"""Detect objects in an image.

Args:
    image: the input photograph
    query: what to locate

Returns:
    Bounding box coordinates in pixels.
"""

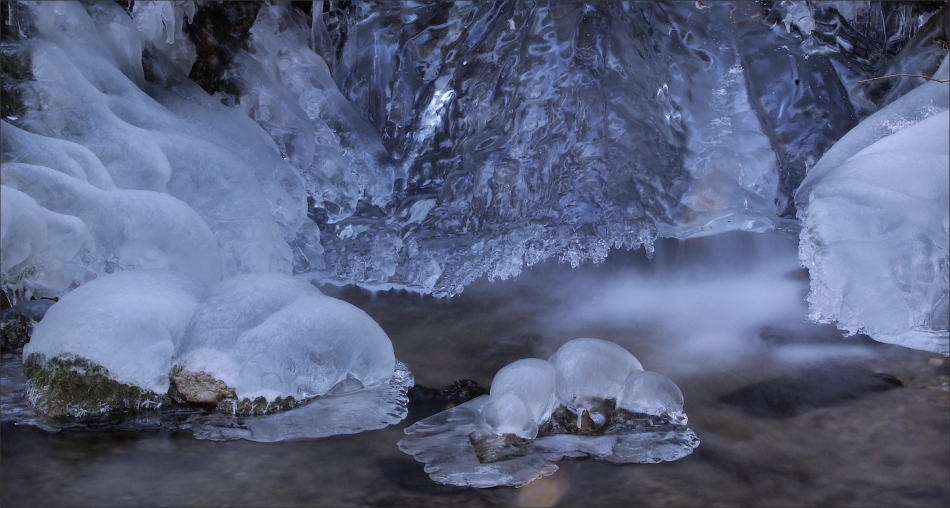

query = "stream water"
[3,231,947,506]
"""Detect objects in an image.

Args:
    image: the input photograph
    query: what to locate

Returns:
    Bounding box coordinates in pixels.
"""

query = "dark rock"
[186,1,262,99]
[718,364,903,418]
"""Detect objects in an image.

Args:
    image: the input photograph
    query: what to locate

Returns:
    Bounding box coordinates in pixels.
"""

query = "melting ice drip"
[398,338,699,488]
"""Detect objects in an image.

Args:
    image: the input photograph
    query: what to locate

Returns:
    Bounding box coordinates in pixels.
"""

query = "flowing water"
[3,231,948,506]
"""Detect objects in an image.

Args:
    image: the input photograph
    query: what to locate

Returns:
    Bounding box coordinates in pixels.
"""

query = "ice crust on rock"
[185,360,414,442]
[15,269,410,438]
[797,68,950,355]
[399,338,697,488]
[176,272,395,403]
[23,270,206,394]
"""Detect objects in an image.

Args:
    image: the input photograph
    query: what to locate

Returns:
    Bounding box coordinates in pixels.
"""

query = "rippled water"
[3,232,947,506]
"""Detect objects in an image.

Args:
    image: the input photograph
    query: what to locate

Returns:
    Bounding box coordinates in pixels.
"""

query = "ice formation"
[24,269,206,396]
[175,272,395,404]
[399,338,698,488]
[796,56,950,355]
[2,0,947,441]
[19,268,410,438]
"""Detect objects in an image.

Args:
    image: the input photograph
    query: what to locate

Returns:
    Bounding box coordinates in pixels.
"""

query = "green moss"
[23,354,169,418]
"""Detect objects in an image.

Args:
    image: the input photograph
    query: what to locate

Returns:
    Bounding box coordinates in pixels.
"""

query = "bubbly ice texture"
[176,273,396,402]
[617,371,687,425]
[489,358,558,425]
[796,73,949,354]
[548,338,643,412]
[23,270,207,394]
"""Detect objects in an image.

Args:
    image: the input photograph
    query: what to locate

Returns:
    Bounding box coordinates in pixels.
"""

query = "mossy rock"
[23,354,169,418]
[0,315,33,352]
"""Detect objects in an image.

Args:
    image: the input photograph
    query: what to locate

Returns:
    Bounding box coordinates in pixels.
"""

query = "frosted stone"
[798,106,949,354]
[617,371,687,425]
[176,273,396,402]
[489,358,558,425]
[548,338,643,411]
[482,392,539,439]
[23,270,207,394]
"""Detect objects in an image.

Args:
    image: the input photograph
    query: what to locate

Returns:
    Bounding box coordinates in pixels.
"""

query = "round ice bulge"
[176,273,396,403]
[488,358,558,425]
[548,338,643,411]
[482,392,539,439]
[617,370,687,424]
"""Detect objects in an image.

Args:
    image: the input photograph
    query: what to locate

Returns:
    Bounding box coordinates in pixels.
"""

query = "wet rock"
[169,367,236,404]
[468,428,531,464]
[718,364,903,418]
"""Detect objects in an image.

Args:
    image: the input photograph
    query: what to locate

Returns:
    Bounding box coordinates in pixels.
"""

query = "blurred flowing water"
[3,231,948,506]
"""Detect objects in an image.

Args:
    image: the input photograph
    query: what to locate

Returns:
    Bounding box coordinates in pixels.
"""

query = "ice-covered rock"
[796,66,949,354]
[23,269,206,415]
[16,268,411,436]
[400,339,696,488]
[175,272,396,406]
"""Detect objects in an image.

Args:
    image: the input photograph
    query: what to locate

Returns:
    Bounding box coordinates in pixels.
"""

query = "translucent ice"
[185,361,413,442]
[548,338,643,413]
[617,371,687,425]
[489,358,558,425]
[176,273,396,403]
[797,76,949,355]
[400,339,696,488]
[482,392,538,440]
[23,269,207,395]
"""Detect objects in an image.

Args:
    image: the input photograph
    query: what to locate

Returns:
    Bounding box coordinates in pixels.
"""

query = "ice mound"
[18,269,411,438]
[399,338,698,488]
[796,61,949,355]
[1,1,316,304]
[23,270,206,415]
[174,272,396,407]
[549,337,643,421]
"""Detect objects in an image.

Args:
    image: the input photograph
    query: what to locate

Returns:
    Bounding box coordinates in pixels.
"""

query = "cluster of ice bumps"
[398,338,699,488]
[20,269,412,442]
